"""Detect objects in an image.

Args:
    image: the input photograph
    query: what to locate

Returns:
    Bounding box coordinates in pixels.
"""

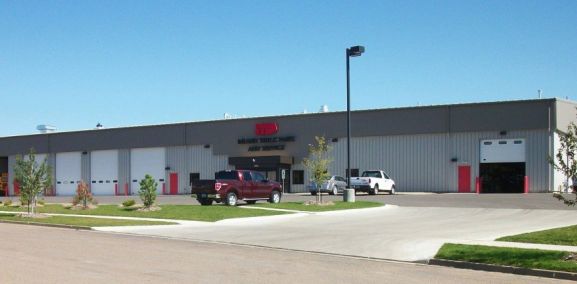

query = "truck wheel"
[369,184,379,195]
[225,192,238,206]
[329,186,337,195]
[269,190,281,204]
[246,200,257,205]
[390,185,396,195]
[198,199,213,206]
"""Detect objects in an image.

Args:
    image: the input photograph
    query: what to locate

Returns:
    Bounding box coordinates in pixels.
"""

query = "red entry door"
[169,173,178,195]
[458,165,471,193]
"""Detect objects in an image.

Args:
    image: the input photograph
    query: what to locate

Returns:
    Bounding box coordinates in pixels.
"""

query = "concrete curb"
[429,258,577,281]
[0,219,92,230]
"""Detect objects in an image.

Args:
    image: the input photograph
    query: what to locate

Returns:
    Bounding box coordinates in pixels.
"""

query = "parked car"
[308,175,348,195]
[190,170,282,206]
[351,170,396,195]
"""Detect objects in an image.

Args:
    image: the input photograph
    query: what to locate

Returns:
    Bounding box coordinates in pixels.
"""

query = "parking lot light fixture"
[346,45,365,188]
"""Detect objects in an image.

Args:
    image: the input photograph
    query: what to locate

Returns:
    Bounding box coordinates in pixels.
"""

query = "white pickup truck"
[351,170,396,195]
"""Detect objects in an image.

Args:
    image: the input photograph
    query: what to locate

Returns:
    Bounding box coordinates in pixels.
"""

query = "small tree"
[139,174,157,208]
[72,180,94,209]
[303,136,332,204]
[550,122,577,206]
[14,149,52,215]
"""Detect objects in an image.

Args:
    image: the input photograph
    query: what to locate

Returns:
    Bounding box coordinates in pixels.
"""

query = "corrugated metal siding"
[46,154,56,194]
[118,149,130,195]
[552,132,569,192]
[166,145,231,194]
[81,152,90,184]
[166,146,187,194]
[8,155,16,195]
[298,129,550,193]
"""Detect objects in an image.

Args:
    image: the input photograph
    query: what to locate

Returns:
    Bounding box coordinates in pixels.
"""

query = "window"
[243,172,252,181]
[215,171,239,180]
[252,172,266,182]
[499,141,507,145]
[514,140,523,144]
[189,173,200,185]
[483,141,492,145]
[362,171,382,178]
[292,170,304,184]
[346,169,359,179]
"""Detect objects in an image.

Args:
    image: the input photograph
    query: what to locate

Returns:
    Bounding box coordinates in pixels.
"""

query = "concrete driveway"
[97,204,577,262]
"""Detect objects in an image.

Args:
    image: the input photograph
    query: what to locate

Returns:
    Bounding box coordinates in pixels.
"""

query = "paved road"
[41,192,576,210]
[97,205,577,262]
[0,223,569,284]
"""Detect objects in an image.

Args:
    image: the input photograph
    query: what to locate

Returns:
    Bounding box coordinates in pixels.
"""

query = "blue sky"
[1,0,576,136]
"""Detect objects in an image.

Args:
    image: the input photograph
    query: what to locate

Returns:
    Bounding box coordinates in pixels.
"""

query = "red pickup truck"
[191,170,283,206]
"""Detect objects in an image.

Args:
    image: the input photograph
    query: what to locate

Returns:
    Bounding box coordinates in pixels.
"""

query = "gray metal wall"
[118,149,130,195]
[292,129,551,193]
[0,99,569,162]
[81,152,90,185]
[7,155,15,195]
[166,145,231,194]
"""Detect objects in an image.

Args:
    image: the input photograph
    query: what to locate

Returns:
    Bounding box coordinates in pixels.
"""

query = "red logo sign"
[255,123,279,136]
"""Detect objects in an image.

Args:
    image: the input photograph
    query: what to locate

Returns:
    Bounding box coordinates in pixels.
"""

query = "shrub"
[73,181,96,209]
[122,199,136,207]
[19,194,29,207]
[37,199,45,206]
[139,174,157,208]
[3,199,12,206]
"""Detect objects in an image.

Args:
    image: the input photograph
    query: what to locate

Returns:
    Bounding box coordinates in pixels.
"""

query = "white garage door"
[130,148,165,194]
[480,139,526,163]
[90,150,118,195]
[56,152,82,196]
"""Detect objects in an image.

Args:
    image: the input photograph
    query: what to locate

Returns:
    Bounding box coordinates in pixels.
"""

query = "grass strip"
[0,204,288,222]
[497,225,577,246]
[435,243,577,273]
[0,213,175,227]
[249,201,383,212]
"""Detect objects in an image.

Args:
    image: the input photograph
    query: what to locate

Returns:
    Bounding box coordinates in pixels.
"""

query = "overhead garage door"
[90,150,118,195]
[130,148,165,194]
[480,139,526,193]
[56,152,82,196]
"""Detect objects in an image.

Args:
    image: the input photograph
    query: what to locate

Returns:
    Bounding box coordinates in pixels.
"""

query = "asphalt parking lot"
[40,192,577,210]
[84,192,577,262]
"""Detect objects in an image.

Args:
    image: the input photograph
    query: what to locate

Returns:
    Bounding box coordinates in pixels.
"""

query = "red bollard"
[475,177,480,194]
[524,176,529,194]
[114,183,118,196]
[124,183,129,196]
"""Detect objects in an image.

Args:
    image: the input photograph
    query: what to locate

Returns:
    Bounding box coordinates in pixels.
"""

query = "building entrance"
[479,139,526,193]
[228,156,293,192]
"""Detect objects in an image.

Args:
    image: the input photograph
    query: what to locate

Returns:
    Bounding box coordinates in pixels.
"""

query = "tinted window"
[252,172,266,182]
[362,171,382,178]
[292,170,304,184]
[242,172,252,181]
[346,169,359,179]
[215,171,239,180]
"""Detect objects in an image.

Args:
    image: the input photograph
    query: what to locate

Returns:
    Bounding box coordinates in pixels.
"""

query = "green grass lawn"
[0,213,175,227]
[249,201,383,212]
[497,225,577,246]
[435,243,577,273]
[0,204,288,222]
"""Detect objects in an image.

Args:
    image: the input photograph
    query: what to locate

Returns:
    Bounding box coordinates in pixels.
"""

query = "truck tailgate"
[191,180,217,194]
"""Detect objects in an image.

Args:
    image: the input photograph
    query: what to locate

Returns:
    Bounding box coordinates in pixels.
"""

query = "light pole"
[346,45,365,188]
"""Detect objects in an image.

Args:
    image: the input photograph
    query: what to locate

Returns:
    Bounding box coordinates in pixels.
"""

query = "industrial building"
[0,98,575,196]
